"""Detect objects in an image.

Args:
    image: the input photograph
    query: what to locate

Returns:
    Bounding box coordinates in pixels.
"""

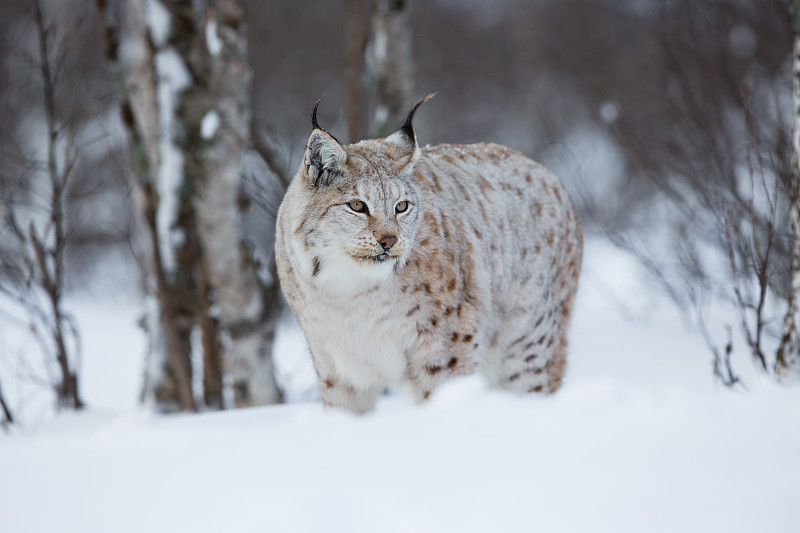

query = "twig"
[0,375,14,427]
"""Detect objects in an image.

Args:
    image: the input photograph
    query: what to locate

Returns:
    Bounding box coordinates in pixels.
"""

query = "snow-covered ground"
[1,239,798,533]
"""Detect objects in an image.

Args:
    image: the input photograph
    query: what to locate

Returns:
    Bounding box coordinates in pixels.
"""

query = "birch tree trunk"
[367,0,414,137]
[98,0,282,409]
[96,0,197,411]
[776,0,800,379]
[164,0,282,407]
[189,0,283,406]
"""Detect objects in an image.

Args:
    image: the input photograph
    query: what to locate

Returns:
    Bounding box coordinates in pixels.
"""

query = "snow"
[1,240,799,533]
[204,17,222,56]
[599,99,620,124]
[200,109,220,140]
[372,25,388,63]
[373,103,389,127]
[154,47,191,273]
[145,0,170,48]
[118,36,146,72]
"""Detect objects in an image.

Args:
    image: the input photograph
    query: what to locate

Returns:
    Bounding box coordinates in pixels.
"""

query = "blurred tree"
[777,0,800,378]
[343,0,415,141]
[96,0,196,411]
[0,0,90,410]
[0,376,12,429]
[173,0,283,408]
[95,0,282,411]
[367,0,414,137]
[345,0,372,142]
[556,0,794,384]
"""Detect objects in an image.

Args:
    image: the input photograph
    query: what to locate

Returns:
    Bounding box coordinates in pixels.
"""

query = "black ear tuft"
[311,98,322,131]
[310,95,342,145]
[400,92,437,143]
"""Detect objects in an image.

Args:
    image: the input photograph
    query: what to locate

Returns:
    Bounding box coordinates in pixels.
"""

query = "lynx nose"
[378,235,397,250]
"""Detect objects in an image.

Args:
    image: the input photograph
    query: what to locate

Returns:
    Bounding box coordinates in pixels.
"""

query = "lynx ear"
[385,93,436,161]
[304,100,347,188]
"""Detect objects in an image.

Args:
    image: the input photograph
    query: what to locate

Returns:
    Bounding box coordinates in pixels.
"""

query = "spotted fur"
[275,99,582,413]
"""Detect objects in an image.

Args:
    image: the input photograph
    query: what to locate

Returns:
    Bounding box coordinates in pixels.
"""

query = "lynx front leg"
[318,377,379,414]
[310,348,379,414]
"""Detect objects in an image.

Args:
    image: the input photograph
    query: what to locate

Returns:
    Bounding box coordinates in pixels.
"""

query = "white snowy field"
[1,239,799,533]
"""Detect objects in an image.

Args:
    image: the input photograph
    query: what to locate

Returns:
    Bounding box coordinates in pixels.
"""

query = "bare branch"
[0,376,14,428]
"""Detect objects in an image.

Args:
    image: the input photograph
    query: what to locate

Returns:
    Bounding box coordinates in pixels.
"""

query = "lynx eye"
[348,200,368,214]
[395,201,409,213]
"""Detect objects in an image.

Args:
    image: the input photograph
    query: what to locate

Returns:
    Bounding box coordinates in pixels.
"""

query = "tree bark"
[367,0,414,137]
[776,0,800,379]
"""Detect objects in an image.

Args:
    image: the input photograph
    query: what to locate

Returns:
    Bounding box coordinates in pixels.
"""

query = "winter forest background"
[1,1,799,532]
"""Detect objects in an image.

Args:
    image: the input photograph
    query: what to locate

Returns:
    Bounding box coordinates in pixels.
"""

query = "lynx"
[275,95,582,413]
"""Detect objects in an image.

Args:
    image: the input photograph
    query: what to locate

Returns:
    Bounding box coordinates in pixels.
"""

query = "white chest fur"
[303,289,413,390]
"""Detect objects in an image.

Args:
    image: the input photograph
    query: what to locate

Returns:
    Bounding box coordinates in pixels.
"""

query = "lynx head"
[291,95,435,290]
